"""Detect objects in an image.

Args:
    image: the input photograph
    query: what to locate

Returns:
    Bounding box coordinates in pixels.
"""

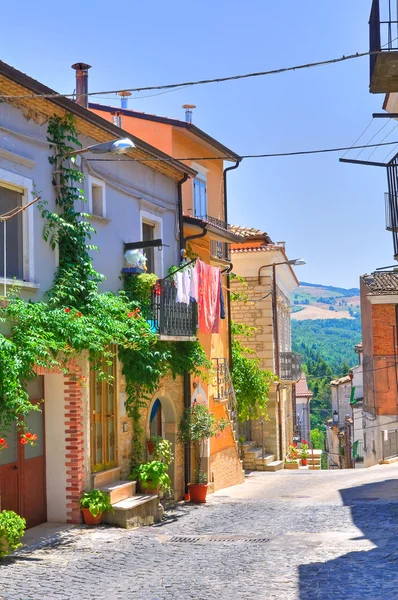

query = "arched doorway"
[147,396,178,497]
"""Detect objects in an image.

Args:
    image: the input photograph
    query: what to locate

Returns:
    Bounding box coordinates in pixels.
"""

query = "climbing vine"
[0,114,208,447]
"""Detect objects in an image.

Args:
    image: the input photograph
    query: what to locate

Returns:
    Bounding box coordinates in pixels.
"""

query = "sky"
[0,0,394,288]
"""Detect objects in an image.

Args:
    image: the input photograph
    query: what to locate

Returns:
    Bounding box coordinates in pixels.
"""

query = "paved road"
[2,465,398,600]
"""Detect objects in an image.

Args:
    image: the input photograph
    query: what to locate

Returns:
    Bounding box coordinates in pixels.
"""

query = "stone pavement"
[2,465,398,599]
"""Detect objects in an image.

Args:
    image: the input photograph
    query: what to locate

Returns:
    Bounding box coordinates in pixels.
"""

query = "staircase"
[241,440,284,472]
[92,468,164,529]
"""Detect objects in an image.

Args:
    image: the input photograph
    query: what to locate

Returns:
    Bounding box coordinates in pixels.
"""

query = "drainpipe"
[223,160,241,370]
[183,372,191,495]
[178,174,189,253]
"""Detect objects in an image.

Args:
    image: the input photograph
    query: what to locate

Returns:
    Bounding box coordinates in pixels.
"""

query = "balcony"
[212,357,238,441]
[280,352,302,382]
[385,155,398,258]
[369,0,398,92]
[151,279,197,341]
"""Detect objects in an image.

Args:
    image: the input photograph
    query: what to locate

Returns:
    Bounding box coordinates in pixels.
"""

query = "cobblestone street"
[2,465,398,600]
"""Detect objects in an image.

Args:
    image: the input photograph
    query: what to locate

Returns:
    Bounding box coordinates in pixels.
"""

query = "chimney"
[111,112,122,128]
[182,104,196,124]
[71,63,91,108]
[118,91,132,109]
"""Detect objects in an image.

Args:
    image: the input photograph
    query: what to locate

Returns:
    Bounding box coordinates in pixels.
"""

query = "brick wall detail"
[64,372,84,524]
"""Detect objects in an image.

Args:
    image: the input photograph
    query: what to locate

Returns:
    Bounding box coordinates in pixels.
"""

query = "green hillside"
[292,318,362,372]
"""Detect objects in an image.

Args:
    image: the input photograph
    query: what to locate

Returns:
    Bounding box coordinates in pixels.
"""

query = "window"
[140,210,163,277]
[88,176,106,218]
[142,221,155,275]
[193,177,207,218]
[0,185,23,279]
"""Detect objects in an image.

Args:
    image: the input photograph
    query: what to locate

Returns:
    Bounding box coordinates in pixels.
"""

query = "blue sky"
[1,0,393,287]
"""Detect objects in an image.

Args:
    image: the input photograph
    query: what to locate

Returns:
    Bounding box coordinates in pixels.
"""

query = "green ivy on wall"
[0,115,209,472]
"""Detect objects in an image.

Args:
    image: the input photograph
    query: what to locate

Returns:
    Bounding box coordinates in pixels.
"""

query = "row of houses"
[0,60,302,529]
[326,1,398,469]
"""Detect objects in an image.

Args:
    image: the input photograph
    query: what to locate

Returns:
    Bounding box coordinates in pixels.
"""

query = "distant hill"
[292,318,362,372]
[291,282,360,321]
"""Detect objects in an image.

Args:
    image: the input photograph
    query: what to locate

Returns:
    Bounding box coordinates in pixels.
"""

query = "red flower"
[77,312,82,317]
[301,439,307,445]
[31,434,38,441]
[20,438,27,445]
[65,308,71,313]
[25,432,33,439]
[292,443,297,447]
[128,312,134,318]
[0,438,5,445]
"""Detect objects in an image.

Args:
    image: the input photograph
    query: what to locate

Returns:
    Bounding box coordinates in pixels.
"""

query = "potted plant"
[0,510,26,559]
[300,440,309,466]
[132,460,171,495]
[178,402,227,503]
[284,442,299,469]
[79,489,113,525]
[148,436,174,467]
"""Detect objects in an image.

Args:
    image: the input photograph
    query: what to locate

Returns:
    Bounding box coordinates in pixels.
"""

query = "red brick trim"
[64,369,84,524]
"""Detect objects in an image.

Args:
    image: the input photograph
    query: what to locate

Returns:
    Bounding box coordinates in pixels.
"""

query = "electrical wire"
[0,48,389,101]
[341,118,374,159]
[84,139,398,163]
[366,122,398,161]
[354,119,390,159]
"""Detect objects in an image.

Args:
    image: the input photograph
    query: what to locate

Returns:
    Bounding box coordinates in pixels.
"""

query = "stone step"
[255,454,275,466]
[102,495,163,529]
[98,480,136,504]
[241,441,257,452]
[263,460,284,472]
[244,447,266,459]
[92,467,121,488]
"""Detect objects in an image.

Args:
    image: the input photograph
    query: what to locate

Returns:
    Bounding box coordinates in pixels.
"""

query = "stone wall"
[209,445,245,491]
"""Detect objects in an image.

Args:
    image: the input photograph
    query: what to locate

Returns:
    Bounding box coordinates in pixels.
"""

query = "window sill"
[0,278,40,293]
[90,215,110,225]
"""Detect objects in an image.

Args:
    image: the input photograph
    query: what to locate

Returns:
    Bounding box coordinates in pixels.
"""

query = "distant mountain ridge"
[299,282,360,297]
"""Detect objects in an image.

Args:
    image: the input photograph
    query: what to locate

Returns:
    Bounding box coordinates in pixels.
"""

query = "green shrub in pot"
[79,489,113,517]
[132,460,171,494]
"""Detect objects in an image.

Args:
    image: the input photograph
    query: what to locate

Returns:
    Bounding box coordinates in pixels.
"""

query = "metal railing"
[151,279,197,338]
[196,214,229,231]
[210,240,231,261]
[370,0,398,79]
[213,358,238,443]
[280,352,302,381]
[382,428,398,459]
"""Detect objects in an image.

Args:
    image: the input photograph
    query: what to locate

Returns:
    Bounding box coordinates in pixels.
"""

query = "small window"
[89,177,106,218]
[193,177,207,218]
[142,221,155,274]
[0,185,23,279]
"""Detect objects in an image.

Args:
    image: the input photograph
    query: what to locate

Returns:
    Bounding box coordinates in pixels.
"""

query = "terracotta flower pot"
[147,440,155,454]
[140,481,159,495]
[81,508,102,526]
[188,483,208,503]
[301,459,308,467]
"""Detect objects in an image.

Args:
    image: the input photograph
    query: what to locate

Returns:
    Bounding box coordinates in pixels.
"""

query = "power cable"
[354,119,390,159]
[366,122,398,161]
[341,118,374,159]
[85,139,398,163]
[0,48,390,101]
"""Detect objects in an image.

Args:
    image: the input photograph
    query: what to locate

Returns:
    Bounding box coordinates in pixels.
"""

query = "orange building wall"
[372,304,396,356]
[89,109,174,155]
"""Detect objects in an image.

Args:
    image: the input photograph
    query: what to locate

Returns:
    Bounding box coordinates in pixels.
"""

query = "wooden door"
[0,378,46,529]
[90,353,118,473]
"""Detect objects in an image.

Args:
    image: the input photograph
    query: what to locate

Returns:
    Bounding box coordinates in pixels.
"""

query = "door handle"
[12,465,18,470]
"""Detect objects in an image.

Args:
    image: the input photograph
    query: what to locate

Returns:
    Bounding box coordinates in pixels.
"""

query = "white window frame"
[192,173,207,218]
[0,167,34,283]
[88,175,106,219]
[139,210,163,277]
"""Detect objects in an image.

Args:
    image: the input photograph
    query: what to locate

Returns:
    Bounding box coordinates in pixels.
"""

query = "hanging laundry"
[175,270,188,304]
[220,279,226,320]
[189,261,199,301]
[196,259,221,334]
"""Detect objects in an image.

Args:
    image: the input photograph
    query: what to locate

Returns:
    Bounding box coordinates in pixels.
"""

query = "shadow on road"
[299,478,398,599]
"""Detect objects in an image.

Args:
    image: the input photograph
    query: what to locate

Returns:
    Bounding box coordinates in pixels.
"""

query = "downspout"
[223,160,241,370]
[178,174,189,253]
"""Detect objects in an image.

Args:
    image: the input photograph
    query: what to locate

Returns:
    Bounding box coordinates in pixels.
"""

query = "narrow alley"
[2,465,398,600]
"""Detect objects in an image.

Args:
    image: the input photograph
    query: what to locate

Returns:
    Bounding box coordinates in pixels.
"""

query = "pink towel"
[197,259,220,334]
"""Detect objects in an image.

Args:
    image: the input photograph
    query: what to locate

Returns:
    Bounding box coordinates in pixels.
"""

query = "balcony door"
[90,353,118,473]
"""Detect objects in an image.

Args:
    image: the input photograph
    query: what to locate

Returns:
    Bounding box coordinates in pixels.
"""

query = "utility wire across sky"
[0,48,389,101]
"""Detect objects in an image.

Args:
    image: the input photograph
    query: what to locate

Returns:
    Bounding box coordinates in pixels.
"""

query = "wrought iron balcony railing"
[370,0,398,92]
[151,279,197,339]
[196,214,229,231]
[280,352,302,382]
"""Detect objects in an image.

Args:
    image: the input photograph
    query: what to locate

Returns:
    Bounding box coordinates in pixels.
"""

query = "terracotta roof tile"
[362,272,398,294]
[295,373,313,398]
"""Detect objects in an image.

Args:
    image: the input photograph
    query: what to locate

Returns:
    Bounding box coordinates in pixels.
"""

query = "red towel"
[197,259,220,334]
